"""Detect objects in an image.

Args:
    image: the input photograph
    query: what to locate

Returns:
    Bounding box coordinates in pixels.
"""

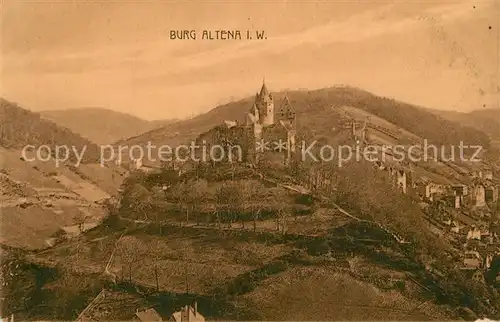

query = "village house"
[129,158,162,174]
[490,221,500,240]
[134,308,163,321]
[485,253,495,269]
[450,220,464,234]
[452,184,469,196]
[470,179,487,207]
[466,225,482,241]
[424,181,447,202]
[444,194,461,209]
[479,223,491,239]
[379,161,413,195]
[484,184,498,203]
[465,269,486,283]
[450,184,468,208]
[463,250,483,269]
[395,169,408,195]
[471,170,484,179]
[169,303,205,322]
[483,234,496,245]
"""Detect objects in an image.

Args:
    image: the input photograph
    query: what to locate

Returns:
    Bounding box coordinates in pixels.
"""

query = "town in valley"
[2,2,499,321]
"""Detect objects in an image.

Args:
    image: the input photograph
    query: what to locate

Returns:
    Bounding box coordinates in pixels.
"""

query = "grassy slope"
[0,148,125,250]
[0,100,130,251]
[26,223,453,321]
[240,265,449,320]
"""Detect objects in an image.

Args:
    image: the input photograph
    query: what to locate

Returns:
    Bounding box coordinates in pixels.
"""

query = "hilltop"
[119,86,491,150]
[40,108,178,145]
[430,108,500,141]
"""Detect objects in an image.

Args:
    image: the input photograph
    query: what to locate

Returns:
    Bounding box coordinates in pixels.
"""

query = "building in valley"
[470,179,487,207]
[169,303,205,322]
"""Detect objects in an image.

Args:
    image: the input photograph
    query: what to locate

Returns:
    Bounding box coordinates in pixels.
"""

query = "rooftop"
[135,308,163,321]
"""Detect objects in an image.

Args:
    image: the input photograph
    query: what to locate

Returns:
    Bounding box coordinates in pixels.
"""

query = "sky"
[1,1,499,120]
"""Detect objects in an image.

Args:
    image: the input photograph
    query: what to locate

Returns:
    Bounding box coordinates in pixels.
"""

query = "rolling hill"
[1,99,100,163]
[40,107,178,145]
[0,98,128,250]
[119,86,491,150]
[430,108,500,141]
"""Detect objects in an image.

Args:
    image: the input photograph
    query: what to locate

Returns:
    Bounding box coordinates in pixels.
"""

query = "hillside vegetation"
[41,108,178,145]
[431,108,500,140]
[0,99,101,163]
[101,160,500,319]
[120,86,490,149]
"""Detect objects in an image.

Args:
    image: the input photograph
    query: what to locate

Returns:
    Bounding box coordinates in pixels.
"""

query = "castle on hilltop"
[196,80,297,165]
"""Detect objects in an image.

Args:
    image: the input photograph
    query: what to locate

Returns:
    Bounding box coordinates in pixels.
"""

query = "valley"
[1,85,500,321]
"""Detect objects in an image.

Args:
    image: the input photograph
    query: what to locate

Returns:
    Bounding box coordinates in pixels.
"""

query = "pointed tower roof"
[259,79,270,97]
[279,96,293,111]
[249,103,259,119]
[246,112,258,125]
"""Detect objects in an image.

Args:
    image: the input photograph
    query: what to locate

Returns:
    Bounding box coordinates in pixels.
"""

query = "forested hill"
[0,99,101,163]
[120,86,491,149]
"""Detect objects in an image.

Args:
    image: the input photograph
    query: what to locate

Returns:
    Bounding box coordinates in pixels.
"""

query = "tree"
[269,187,290,234]
[149,239,164,292]
[187,179,210,225]
[116,236,147,283]
[329,160,446,258]
[241,180,266,231]
[171,182,190,225]
[103,195,120,216]
[124,183,154,220]
[74,213,86,233]
[144,168,180,188]
[215,186,224,229]
[216,181,244,229]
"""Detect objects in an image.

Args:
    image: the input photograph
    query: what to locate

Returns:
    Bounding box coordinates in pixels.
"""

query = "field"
[0,147,123,250]
[239,265,450,320]
[21,217,457,321]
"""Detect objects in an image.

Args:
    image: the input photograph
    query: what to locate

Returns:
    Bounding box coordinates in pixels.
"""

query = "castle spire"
[260,78,269,97]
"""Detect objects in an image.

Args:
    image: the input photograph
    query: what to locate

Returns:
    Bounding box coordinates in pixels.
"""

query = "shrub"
[306,238,330,256]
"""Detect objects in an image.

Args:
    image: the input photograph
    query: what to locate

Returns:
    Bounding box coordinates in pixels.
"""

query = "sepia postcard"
[1,1,500,321]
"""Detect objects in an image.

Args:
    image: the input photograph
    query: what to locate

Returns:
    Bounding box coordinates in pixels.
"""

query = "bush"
[306,238,330,256]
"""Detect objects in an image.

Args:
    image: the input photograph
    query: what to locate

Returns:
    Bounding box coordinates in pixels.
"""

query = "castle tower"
[255,80,274,126]
[277,96,296,124]
[246,103,259,126]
